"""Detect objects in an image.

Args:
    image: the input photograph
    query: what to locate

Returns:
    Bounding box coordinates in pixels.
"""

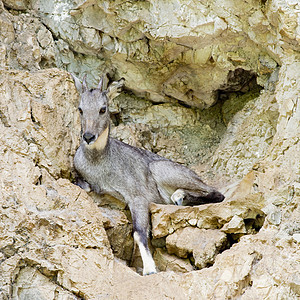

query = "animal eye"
[99,106,106,114]
[78,107,83,115]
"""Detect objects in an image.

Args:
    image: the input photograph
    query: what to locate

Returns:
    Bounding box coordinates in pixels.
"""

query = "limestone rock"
[0,176,116,298]
[153,248,194,273]
[110,94,226,166]
[0,8,57,70]
[221,215,247,234]
[166,227,227,269]
[100,206,133,262]
[178,230,300,299]
[29,0,287,107]
[0,68,80,179]
[2,0,28,10]
[0,0,299,299]
[212,91,279,182]
[150,190,265,239]
[11,267,77,299]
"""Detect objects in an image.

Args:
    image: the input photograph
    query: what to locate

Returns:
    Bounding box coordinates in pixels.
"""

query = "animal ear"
[106,78,125,100]
[71,73,88,93]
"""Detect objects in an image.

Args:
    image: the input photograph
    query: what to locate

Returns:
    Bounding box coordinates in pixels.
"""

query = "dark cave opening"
[217,68,263,102]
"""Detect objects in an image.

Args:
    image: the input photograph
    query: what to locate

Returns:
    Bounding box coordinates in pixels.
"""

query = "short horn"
[71,73,83,93]
[97,77,104,91]
[82,74,88,92]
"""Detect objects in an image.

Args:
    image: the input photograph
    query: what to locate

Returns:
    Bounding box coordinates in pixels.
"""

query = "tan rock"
[212,91,279,183]
[2,0,28,10]
[0,8,57,70]
[0,9,15,45]
[0,1,299,299]
[100,206,134,262]
[153,248,194,273]
[150,191,265,239]
[12,267,75,299]
[0,68,80,179]
[29,0,282,107]
[166,227,227,269]
[221,215,246,234]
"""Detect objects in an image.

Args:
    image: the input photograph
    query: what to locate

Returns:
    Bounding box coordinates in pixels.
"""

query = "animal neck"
[83,125,110,157]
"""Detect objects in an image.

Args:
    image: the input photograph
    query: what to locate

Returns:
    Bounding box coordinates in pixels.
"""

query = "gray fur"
[71,74,225,275]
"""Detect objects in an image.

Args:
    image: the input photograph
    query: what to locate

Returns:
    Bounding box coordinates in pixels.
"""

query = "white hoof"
[134,232,157,276]
[171,189,185,206]
[77,178,91,192]
[143,269,157,276]
[143,265,157,276]
[142,255,157,276]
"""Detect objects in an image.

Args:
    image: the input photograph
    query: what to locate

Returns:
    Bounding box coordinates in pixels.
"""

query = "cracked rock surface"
[0,0,299,299]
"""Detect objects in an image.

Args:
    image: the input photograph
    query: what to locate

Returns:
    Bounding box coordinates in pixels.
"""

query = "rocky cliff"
[0,0,299,299]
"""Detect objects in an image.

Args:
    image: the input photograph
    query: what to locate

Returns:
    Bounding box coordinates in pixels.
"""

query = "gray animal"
[71,74,225,275]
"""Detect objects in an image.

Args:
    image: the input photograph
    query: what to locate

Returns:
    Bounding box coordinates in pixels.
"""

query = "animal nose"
[83,132,96,144]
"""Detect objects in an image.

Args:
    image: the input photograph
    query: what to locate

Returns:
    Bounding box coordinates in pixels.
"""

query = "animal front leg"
[133,231,156,276]
[130,203,157,275]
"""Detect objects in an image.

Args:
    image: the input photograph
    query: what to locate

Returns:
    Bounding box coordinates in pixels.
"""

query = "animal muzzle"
[83,132,96,144]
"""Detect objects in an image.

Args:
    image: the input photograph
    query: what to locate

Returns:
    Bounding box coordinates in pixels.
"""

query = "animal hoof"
[175,198,183,206]
[76,178,91,192]
[206,191,225,203]
[143,270,157,276]
[171,189,185,206]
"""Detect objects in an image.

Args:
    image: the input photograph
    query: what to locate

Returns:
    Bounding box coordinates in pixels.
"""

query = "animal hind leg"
[150,160,214,196]
[171,189,224,206]
[150,160,225,204]
[185,190,225,205]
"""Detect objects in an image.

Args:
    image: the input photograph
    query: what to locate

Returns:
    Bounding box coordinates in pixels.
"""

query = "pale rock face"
[212,91,279,182]
[0,0,299,299]
[153,248,194,273]
[166,227,227,269]
[26,0,281,107]
[0,69,80,179]
[150,178,266,239]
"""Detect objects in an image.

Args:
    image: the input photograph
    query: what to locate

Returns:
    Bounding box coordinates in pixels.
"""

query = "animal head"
[71,74,125,149]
